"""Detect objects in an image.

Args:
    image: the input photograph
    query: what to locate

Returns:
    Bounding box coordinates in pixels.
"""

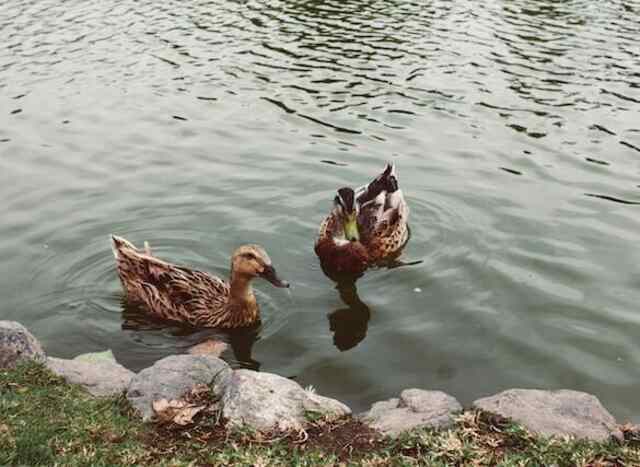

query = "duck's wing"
[112,235,229,324]
[365,188,409,261]
[140,266,230,325]
[356,163,409,245]
[355,162,398,207]
[357,191,386,240]
[365,189,408,237]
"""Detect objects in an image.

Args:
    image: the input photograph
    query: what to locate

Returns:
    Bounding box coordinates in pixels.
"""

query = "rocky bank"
[0,320,627,441]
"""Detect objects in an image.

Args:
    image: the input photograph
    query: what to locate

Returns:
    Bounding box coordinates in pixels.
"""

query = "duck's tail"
[356,162,399,206]
[111,234,137,259]
[377,162,398,192]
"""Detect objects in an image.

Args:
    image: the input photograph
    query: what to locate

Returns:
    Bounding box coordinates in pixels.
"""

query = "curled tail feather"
[356,162,399,207]
[111,234,137,259]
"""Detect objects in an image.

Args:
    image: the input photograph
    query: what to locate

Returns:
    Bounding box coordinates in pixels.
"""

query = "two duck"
[112,163,409,328]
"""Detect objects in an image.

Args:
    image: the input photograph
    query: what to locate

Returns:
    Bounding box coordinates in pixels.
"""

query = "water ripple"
[1,0,640,419]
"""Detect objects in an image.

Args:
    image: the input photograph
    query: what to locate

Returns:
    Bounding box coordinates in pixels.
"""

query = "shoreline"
[2,320,639,465]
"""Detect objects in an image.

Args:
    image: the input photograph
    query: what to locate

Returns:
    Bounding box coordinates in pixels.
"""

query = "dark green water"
[1,0,639,418]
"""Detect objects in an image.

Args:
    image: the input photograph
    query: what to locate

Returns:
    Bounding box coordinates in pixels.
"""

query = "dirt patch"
[295,417,386,460]
[141,383,229,452]
[138,385,386,462]
[145,416,387,462]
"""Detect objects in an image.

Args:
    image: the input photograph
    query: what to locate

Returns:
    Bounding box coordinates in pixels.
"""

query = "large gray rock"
[359,389,462,437]
[473,389,623,442]
[222,370,351,431]
[0,321,45,369]
[46,356,134,397]
[127,355,231,421]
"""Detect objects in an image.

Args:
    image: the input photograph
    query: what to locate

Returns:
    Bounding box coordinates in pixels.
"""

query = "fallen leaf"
[152,398,205,425]
[152,398,186,422]
[173,405,205,425]
[620,422,640,433]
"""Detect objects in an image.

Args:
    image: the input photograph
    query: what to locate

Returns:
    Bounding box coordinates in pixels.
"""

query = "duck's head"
[334,187,360,242]
[231,244,289,288]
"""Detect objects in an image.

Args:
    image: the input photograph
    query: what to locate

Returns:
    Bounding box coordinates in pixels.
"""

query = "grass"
[1,361,639,466]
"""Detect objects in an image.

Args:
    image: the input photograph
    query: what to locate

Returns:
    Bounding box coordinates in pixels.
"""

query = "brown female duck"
[315,163,409,277]
[111,235,288,328]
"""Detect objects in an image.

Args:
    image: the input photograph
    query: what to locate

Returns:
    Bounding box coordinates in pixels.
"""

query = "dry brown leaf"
[152,398,205,425]
[152,398,185,412]
[620,422,640,433]
[188,339,228,357]
[152,398,186,421]
[173,405,205,425]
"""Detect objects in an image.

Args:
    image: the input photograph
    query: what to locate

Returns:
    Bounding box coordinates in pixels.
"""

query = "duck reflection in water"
[326,256,422,352]
[328,281,370,351]
[120,299,262,371]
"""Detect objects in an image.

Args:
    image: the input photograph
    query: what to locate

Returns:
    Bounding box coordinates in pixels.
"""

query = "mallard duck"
[315,163,409,277]
[111,235,289,328]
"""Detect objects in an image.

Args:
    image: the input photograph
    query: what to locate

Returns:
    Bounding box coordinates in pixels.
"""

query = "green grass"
[1,361,638,466]
[0,363,146,466]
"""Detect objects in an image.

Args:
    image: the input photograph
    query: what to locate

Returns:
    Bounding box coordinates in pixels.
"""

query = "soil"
[138,384,387,463]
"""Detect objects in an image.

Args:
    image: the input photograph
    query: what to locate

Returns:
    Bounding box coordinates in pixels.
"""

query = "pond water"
[1,0,639,418]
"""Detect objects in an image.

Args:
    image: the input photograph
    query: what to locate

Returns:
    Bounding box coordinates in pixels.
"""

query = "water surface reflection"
[1,0,639,420]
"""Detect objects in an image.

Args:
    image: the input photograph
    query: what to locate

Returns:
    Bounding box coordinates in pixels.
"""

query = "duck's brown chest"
[315,239,369,277]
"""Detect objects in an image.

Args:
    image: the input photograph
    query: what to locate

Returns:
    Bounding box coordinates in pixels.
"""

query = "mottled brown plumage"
[111,236,288,328]
[315,163,409,277]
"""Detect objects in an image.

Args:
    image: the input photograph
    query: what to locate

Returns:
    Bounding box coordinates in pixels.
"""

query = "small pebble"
[413,287,422,293]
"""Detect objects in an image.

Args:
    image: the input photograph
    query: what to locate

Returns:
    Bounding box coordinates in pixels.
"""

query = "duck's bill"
[343,214,360,242]
[260,265,290,288]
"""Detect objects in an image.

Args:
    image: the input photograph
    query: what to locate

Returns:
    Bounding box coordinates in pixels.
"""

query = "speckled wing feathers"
[367,189,409,262]
[112,236,233,327]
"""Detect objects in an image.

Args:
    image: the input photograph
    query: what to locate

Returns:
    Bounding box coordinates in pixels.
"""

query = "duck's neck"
[226,270,259,325]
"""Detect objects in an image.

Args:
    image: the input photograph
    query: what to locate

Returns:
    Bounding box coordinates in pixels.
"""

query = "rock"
[0,321,46,369]
[127,355,231,421]
[73,349,116,364]
[222,370,351,431]
[473,389,623,442]
[360,389,462,437]
[46,356,134,397]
